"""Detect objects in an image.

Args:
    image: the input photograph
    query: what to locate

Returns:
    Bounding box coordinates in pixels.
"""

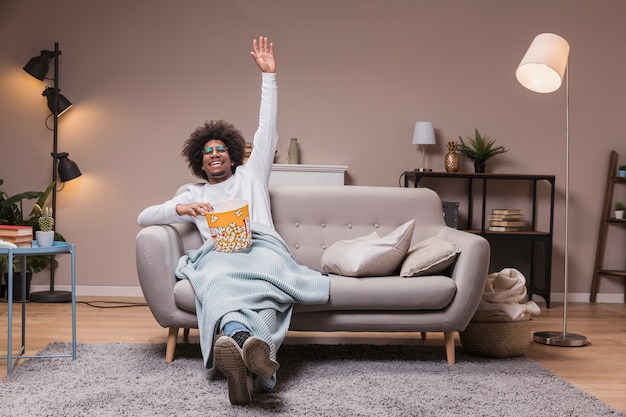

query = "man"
[137,37,329,406]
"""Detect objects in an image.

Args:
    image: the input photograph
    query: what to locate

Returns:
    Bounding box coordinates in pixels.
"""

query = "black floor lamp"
[23,42,82,303]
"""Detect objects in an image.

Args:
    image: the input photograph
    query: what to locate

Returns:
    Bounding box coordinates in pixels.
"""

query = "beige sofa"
[135,185,490,365]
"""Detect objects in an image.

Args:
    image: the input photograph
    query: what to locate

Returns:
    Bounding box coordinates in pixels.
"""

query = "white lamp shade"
[516,33,570,93]
[412,122,436,145]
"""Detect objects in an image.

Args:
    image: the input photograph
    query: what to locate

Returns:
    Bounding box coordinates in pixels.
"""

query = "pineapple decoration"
[445,142,460,173]
[38,206,55,232]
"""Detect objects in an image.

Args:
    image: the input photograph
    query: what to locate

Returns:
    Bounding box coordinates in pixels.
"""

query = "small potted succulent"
[618,164,626,178]
[35,205,55,247]
[457,129,509,173]
[615,201,625,220]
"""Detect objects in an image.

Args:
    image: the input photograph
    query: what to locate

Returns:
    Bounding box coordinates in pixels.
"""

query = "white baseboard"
[28,285,625,303]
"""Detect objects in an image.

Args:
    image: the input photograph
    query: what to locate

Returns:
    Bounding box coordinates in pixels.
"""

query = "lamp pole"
[29,42,72,303]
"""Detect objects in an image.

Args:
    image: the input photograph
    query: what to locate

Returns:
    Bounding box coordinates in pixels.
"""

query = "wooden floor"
[1,298,625,413]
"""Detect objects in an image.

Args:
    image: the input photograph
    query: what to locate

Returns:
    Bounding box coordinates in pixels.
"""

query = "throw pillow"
[400,236,460,277]
[320,220,415,277]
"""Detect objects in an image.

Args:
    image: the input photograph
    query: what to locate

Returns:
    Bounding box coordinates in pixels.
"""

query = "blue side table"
[0,241,76,374]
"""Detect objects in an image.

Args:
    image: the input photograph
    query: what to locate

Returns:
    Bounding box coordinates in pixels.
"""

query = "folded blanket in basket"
[472,268,540,321]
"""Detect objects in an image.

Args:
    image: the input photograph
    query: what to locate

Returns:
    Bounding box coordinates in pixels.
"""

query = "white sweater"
[137,73,278,242]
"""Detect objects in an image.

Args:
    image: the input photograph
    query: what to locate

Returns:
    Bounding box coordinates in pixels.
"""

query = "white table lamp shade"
[412,122,436,145]
[516,33,570,93]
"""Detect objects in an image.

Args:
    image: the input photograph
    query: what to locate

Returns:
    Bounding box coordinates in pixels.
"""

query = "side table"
[1,241,76,375]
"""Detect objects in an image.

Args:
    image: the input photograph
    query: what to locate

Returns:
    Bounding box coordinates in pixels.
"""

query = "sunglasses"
[202,145,229,156]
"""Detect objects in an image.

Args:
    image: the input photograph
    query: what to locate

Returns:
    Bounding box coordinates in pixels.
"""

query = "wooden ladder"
[590,150,626,302]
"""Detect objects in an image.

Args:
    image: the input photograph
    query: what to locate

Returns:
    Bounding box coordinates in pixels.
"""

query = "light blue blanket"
[175,222,330,375]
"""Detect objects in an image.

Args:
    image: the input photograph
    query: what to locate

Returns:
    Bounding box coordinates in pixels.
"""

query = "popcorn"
[205,200,251,252]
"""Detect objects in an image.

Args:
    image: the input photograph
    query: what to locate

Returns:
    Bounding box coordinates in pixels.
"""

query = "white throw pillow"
[320,220,415,277]
[400,236,460,277]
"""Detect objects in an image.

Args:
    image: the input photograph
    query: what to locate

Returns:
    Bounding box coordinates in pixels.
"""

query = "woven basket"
[460,320,532,358]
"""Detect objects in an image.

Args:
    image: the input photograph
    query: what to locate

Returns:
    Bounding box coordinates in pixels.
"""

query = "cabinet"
[590,151,626,302]
[269,164,348,186]
[404,171,555,307]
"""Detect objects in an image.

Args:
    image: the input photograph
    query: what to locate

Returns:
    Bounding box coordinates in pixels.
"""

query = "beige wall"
[1,0,625,300]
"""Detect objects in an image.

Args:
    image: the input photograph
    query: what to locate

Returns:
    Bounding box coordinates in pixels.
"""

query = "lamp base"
[533,330,588,347]
[29,290,72,303]
[415,168,432,172]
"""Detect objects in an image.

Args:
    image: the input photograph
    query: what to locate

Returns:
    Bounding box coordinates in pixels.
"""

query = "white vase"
[616,210,624,220]
[35,230,54,248]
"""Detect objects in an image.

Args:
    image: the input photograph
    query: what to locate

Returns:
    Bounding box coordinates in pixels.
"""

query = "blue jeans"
[222,321,250,337]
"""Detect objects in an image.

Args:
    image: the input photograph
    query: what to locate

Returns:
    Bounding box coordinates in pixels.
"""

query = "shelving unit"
[590,150,626,302]
[404,171,555,307]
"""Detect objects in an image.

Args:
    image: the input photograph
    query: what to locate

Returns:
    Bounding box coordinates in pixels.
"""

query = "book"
[488,226,524,232]
[0,235,33,243]
[491,209,522,215]
[0,225,33,237]
[488,214,524,220]
[489,220,526,227]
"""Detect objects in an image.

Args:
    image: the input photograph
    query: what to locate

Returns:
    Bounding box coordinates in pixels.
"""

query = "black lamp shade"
[23,50,53,80]
[56,152,82,182]
[42,87,73,116]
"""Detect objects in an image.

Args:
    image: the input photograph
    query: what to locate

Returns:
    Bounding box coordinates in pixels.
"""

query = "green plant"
[0,178,64,275]
[457,129,509,164]
[619,164,626,171]
[615,201,625,211]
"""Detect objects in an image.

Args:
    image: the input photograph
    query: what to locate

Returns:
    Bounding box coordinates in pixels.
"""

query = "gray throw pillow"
[400,236,460,277]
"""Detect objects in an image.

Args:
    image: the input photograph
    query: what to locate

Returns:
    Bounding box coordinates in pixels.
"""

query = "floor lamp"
[23,42,82,303]
[413,122,436,172]
[516,33,587,347]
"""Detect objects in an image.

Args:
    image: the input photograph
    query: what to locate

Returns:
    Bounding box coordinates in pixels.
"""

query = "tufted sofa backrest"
[269,185,446,270]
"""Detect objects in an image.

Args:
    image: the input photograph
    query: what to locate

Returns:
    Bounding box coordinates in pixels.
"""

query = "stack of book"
[488,209,526,232]
[0,225,33,247]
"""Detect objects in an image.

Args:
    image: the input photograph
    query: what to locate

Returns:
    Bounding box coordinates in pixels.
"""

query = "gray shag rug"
[0,342,623,417]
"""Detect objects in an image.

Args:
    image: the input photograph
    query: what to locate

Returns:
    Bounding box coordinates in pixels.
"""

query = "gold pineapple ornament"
[445,142,460,173]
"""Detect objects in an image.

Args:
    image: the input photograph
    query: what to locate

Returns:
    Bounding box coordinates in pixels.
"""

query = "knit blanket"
[175,222,330,373]
[472,268,541,322]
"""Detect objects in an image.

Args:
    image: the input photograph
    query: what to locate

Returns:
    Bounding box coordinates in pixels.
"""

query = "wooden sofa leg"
[183,328,190,338]
[165,327,179,364]
[444,331,456,365]
[420,332,427,341]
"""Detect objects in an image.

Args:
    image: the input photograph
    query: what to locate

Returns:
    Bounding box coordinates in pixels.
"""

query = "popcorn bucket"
[205,199,251,252]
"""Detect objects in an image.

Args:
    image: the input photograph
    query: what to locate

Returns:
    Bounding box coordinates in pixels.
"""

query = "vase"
[35,230,54,248]
[474,162,486,173]
[288,138,300,164]
[445,142,460,173]
[616,210,624,220]
[619,170,626,177]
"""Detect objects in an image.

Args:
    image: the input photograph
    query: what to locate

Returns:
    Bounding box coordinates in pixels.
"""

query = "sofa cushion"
[400,236,460,277]
[294,274,457,313]
[320,220,415,277]
[175,273,457,314]
[174,279,196,313]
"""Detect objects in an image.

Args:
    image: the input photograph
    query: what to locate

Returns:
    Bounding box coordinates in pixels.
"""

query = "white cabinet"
[269,164,348,186]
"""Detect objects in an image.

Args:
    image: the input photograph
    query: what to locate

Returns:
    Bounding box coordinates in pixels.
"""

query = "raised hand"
[251,36,276,73]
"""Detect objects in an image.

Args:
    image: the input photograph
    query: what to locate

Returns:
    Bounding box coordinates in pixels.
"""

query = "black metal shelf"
[404,170,555,307]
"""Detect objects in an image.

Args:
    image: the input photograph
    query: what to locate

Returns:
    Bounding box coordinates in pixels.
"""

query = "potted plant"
[0,179,64,299]
[457,129,509,173]
[615,201,625,220]
[618,164,626,178]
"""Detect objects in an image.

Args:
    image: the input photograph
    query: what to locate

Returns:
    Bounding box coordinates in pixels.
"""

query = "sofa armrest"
[437,227,491,328]
[135,223,202,328]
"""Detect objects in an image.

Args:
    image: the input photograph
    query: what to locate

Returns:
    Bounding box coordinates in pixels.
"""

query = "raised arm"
[251,36,276,73]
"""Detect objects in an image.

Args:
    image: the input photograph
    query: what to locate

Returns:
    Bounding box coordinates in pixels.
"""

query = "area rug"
[0,342,623,417]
